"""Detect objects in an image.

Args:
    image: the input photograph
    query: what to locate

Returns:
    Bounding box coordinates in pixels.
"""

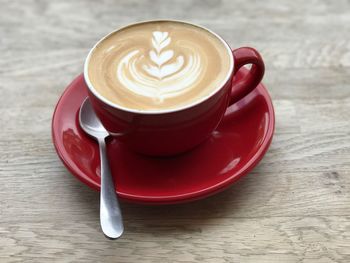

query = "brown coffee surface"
[87,21,232,111]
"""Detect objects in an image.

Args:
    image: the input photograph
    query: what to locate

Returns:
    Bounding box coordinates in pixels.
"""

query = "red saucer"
[52,69,275,204]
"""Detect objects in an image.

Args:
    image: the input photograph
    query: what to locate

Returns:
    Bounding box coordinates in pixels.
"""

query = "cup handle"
[229,47,265,105]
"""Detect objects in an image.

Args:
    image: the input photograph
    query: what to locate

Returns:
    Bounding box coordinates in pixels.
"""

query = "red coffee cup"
[84,21,264,156]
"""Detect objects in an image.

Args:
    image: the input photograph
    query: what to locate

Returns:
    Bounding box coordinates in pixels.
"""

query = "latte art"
[87,21,232,111]
[144,31,185,79]
[117,31,202,102]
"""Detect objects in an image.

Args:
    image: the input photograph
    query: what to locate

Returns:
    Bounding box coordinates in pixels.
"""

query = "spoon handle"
[98,138,124,239]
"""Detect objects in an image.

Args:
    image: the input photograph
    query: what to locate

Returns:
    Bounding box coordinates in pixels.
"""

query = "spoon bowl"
[79,99,109,138]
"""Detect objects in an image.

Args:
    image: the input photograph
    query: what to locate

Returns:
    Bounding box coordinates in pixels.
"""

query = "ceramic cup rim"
[84,19,234,115]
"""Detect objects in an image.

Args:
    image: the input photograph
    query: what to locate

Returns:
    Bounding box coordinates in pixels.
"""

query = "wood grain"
[0,0,350,262]
[1,216,349,263]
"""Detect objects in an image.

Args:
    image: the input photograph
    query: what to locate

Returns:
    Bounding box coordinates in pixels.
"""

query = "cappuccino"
[87,21,232,111]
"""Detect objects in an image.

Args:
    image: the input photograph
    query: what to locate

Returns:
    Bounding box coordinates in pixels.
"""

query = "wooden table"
[1,0,349,262]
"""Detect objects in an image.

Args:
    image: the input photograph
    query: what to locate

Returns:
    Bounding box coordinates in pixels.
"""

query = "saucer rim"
[52,73,275,204]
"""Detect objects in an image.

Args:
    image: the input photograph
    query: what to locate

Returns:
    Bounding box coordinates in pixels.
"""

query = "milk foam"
[87,21,232,111]
[117,31,202,102]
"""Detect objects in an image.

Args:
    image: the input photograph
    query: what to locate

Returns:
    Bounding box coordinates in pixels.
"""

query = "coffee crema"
[87,21,232,111]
